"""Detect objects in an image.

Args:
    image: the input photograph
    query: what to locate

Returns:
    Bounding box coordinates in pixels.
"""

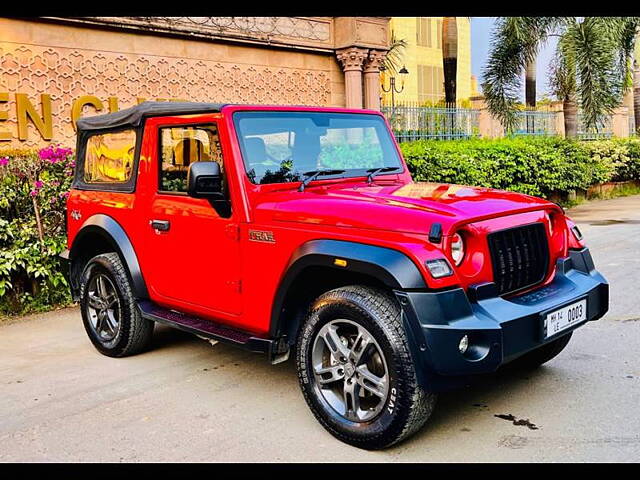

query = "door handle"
[150,219,170,232]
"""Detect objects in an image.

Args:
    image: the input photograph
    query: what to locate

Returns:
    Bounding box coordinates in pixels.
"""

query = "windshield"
[233,111,403,185]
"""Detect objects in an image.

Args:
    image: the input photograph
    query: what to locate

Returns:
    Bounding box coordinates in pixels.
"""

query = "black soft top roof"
[76,101,227,132]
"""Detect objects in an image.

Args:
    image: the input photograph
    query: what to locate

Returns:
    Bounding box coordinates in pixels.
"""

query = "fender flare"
[269,239,427,338]
[69,214,149,299]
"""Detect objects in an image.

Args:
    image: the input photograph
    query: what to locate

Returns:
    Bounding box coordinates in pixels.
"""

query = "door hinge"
[225,224,240,241]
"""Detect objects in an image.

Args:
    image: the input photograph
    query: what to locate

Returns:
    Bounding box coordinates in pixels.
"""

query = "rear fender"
[68,214,148,300]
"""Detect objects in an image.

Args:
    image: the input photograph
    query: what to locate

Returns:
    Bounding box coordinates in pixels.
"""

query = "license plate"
[543,299,587,339]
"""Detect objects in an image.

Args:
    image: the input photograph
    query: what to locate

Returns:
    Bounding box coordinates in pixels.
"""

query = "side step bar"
[137,300,289,364]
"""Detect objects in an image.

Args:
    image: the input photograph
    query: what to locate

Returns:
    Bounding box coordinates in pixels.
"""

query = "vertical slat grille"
[487,223,549,296]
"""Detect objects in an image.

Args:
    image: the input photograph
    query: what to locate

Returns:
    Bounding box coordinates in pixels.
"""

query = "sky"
[471,17,558,99]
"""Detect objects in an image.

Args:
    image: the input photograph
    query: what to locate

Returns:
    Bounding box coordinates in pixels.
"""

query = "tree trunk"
[525,58,537,108]
[525,58,537,133]
[633,60,640,135]
[442,17,458,106]
[31,195,45,245]
[563,97,578,139]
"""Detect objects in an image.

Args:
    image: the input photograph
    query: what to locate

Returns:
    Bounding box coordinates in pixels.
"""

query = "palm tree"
[550,18,640,137]
[634,59,640,134]
[483,17,640,138]
[524,58,538,133]
[382,31,408,76]
[482,17,559,134]
[442,17,458,106]
[618,21,640,135]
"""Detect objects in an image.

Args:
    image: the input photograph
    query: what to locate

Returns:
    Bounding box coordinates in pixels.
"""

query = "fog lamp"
[458,335,469,354]
[425,258,453,278]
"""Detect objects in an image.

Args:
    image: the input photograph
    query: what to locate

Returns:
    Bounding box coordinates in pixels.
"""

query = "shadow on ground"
[149,322,552,447]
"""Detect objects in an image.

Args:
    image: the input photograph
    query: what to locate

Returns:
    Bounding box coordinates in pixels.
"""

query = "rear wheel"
[79,253,154,357]
[295,285,436,449]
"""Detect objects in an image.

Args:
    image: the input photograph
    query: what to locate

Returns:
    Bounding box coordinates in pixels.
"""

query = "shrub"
[0,145,75,316]
[400,136,640,199]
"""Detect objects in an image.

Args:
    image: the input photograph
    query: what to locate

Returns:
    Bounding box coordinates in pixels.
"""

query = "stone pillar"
[612,106,630,138]
[470,97,503,138]
[336,47,368,109]
[477,108,504,138]
[362,50,386,111]
[550,101,565,137]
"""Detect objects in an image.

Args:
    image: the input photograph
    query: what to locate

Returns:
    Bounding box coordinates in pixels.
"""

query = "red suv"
[61,102,609,449]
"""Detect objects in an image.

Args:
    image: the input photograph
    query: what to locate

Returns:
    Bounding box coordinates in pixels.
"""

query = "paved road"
[1,196,639,462]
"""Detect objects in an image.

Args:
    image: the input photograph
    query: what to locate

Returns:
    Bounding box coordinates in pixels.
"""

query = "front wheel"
[295,285,436,449]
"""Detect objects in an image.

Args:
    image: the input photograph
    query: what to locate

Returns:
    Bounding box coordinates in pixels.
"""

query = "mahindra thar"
[61,102,609,449]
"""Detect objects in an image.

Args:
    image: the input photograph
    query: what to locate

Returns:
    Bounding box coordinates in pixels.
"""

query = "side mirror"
[187,162,223,199]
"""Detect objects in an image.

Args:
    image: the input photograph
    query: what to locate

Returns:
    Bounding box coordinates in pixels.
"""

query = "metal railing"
[380,103,635,141]
[577,113,613,140]
[513,110,560,136]
[381,102,480,142]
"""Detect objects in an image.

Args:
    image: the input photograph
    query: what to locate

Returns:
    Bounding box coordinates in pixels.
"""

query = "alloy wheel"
[311,319,389,422]
[86,273,121,342]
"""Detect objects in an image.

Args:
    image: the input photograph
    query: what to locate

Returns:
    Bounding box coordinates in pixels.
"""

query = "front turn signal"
[425,258,453,278]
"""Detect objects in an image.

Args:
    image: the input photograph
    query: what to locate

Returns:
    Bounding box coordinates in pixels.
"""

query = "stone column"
[362,50,387,111]
[470,97,501,138]
[550,101,565,137]
[612,106,630,138]
[336,47,368,109]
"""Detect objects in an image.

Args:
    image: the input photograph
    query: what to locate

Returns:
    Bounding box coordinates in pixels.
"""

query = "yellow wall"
[383,17,472,105]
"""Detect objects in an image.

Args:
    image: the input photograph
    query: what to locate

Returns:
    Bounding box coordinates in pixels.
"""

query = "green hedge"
[400,136,640,199]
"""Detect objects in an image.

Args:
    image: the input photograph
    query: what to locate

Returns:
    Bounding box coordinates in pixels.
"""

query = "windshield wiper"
[366,166,401,184]
[298,169,346,192]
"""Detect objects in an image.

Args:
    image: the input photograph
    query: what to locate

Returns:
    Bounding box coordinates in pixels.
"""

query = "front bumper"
[396,248,608,387]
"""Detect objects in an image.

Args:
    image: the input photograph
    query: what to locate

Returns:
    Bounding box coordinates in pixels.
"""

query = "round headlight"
[450,232,465,266]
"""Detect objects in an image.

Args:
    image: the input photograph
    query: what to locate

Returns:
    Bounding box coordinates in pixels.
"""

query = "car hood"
[261,181,558,235]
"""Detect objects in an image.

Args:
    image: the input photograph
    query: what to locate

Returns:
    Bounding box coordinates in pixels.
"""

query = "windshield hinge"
[225,224,240,241]
[226,279,242,293]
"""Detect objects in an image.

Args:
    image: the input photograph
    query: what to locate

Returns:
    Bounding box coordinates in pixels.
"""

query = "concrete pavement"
[1,195,639,462]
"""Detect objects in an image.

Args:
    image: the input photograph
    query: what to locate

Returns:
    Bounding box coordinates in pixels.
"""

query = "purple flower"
[0,157,8,167]
[29,190,38,197]
[38,144,74,164]
[34,180,44,189]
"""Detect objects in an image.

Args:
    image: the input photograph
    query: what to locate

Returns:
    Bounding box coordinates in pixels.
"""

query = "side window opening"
[84,129,137,184]
[159,124,223,193]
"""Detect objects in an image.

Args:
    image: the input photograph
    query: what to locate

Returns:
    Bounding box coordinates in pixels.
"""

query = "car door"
[144,118,242,317]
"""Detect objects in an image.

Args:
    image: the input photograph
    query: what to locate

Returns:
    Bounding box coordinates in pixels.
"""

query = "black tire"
[295,285,436,450]
[507,331,573,370]
[79,253,154,357]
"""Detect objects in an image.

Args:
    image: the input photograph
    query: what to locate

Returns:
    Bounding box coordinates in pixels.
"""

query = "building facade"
[0,17,390,148]
[383,17,472,105]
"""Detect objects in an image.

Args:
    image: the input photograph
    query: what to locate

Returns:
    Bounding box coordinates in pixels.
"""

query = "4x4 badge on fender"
[249,230,275,243]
